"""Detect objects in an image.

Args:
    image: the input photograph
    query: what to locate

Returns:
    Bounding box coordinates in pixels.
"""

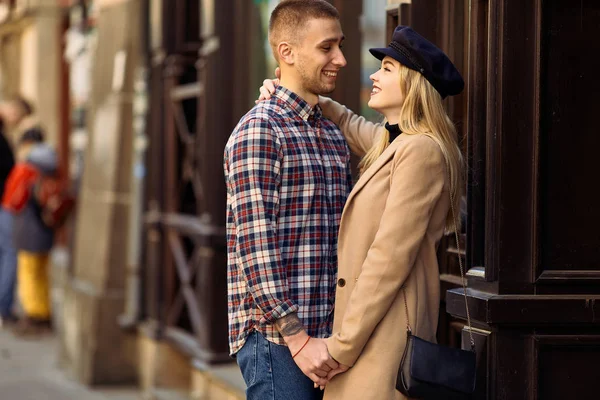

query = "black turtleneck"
[385,122,402,143]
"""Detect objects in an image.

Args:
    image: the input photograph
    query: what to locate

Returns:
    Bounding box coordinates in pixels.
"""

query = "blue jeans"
[0,208,17,318]
[237,331,324,400]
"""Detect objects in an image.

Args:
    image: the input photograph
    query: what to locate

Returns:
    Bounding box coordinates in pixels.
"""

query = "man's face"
[294,18,347,96]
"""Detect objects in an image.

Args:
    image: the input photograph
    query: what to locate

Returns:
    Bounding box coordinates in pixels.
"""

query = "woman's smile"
[370,84,381,96]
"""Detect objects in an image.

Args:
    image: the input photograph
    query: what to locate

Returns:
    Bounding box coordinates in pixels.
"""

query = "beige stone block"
[93,293,138,384]
[138,334,159,394]
[190,370,210,400]
[137,332,192,394]
[72,195,111,286]
[59,281,96,383]
[155,341,191,389]
[59,282,136,385]
[208,384,243,400]
[191,366,244,400]
[84,96,133,195]
[72,196,129,291]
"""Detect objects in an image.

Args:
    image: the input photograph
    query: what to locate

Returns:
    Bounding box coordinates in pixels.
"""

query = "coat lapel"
[345,136,405,207]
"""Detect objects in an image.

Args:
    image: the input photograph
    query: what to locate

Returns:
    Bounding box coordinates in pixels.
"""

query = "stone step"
[191,360,245,400]
[145,388,190,400]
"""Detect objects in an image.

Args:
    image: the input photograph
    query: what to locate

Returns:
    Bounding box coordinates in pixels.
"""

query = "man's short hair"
[268,0,340,61]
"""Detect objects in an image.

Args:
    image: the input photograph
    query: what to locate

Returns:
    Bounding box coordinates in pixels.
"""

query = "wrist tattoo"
[276,313,304,337]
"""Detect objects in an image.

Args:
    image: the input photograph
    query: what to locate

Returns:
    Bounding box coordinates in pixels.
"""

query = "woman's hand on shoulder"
[255,68,281,104]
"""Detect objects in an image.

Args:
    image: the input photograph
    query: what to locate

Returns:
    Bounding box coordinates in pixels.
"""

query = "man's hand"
[275,314,338,386]
[292,337,339,386]
[255,68,281,103]
[313,346,350,390]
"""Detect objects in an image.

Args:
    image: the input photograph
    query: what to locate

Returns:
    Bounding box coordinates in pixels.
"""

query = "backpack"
[33,175,75,229]
[2,163,39,213]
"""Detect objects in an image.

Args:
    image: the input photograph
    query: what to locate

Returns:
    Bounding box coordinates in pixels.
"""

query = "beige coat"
[319,98,450,400]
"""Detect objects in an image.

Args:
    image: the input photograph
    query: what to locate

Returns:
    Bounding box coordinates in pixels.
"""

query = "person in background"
[10,142,58,335]
[0,97,34,327]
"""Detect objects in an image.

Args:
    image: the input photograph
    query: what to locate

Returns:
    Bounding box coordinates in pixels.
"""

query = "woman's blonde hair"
[359,64,464,231]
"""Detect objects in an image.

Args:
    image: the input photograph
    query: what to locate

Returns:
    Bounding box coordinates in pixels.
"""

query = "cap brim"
[369,47,416,72]
[369,47,395,61]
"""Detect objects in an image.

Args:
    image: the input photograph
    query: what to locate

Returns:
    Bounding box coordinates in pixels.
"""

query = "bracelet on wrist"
[292,336,311,359]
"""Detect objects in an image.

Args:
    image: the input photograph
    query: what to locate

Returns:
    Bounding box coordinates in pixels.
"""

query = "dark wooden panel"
[439,0,467,141]
[536,271,600,294]
[536,336,600,400]
[448,289,600,326]
[142,61,167,321]
[399,3,411,26]
[386,5,399,43]
[409,0,440,44]
[330,0,362,114]
[385,2,413,43]
[466,328,491,400]
[493,331,534,400]
[176,0,200,52]
[494,0,540,293]
[466,0,488,276]
[539,0,600,271]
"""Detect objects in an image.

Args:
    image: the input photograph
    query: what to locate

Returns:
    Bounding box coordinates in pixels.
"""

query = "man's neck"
[278,78,319,107]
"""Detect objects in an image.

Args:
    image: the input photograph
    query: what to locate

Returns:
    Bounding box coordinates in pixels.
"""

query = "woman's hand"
[255,68,281,103]
[311,339,350,390]
[327,363,350,379]
[313,363,350,390]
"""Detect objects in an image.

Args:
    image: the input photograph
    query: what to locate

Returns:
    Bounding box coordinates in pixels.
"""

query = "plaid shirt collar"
[274,85,323,122]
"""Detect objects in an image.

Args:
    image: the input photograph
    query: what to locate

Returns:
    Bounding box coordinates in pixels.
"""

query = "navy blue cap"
[369,26,464,99]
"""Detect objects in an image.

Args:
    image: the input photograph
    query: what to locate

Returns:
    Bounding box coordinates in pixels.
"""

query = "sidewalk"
[0,328,142,400]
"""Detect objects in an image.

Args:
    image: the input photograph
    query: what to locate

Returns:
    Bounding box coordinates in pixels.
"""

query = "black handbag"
[396,169,477,399]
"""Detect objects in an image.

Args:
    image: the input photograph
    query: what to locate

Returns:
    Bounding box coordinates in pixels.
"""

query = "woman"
[259,26,465,399]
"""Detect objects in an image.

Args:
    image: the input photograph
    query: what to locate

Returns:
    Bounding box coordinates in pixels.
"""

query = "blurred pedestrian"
[12,142,59,334]
[0,97,34,327]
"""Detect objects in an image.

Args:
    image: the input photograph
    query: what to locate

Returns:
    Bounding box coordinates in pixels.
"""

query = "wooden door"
[439,0,600,398]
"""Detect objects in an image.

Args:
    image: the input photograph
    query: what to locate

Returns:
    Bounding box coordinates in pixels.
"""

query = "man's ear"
[277,42,295,65]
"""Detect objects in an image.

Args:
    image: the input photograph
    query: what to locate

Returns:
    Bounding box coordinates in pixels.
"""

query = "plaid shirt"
[224,86,352,355]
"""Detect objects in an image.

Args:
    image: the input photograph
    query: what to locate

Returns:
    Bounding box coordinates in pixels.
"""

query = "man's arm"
[226,117,299,324]
[275,313,304,336]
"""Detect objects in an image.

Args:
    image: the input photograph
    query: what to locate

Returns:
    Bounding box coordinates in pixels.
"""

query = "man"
[223,1,351,398]
[0,97,34,327]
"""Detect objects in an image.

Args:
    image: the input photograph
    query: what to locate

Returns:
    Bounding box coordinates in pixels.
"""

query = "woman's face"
[367,56,404,123]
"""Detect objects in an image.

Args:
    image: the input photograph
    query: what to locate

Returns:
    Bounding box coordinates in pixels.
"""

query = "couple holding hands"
[224,1,464,399]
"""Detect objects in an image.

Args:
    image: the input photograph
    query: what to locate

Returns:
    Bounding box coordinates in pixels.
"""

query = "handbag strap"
[402,157,475,351]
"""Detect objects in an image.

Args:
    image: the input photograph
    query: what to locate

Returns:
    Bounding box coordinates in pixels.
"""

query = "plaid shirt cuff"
[259,299,299,326]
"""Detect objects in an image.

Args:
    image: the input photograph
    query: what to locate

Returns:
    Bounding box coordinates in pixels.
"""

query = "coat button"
[338,278,346,287]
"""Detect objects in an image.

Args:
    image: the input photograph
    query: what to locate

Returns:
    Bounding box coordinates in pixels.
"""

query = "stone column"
[58,0,142,385]
[16,3,62,145]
